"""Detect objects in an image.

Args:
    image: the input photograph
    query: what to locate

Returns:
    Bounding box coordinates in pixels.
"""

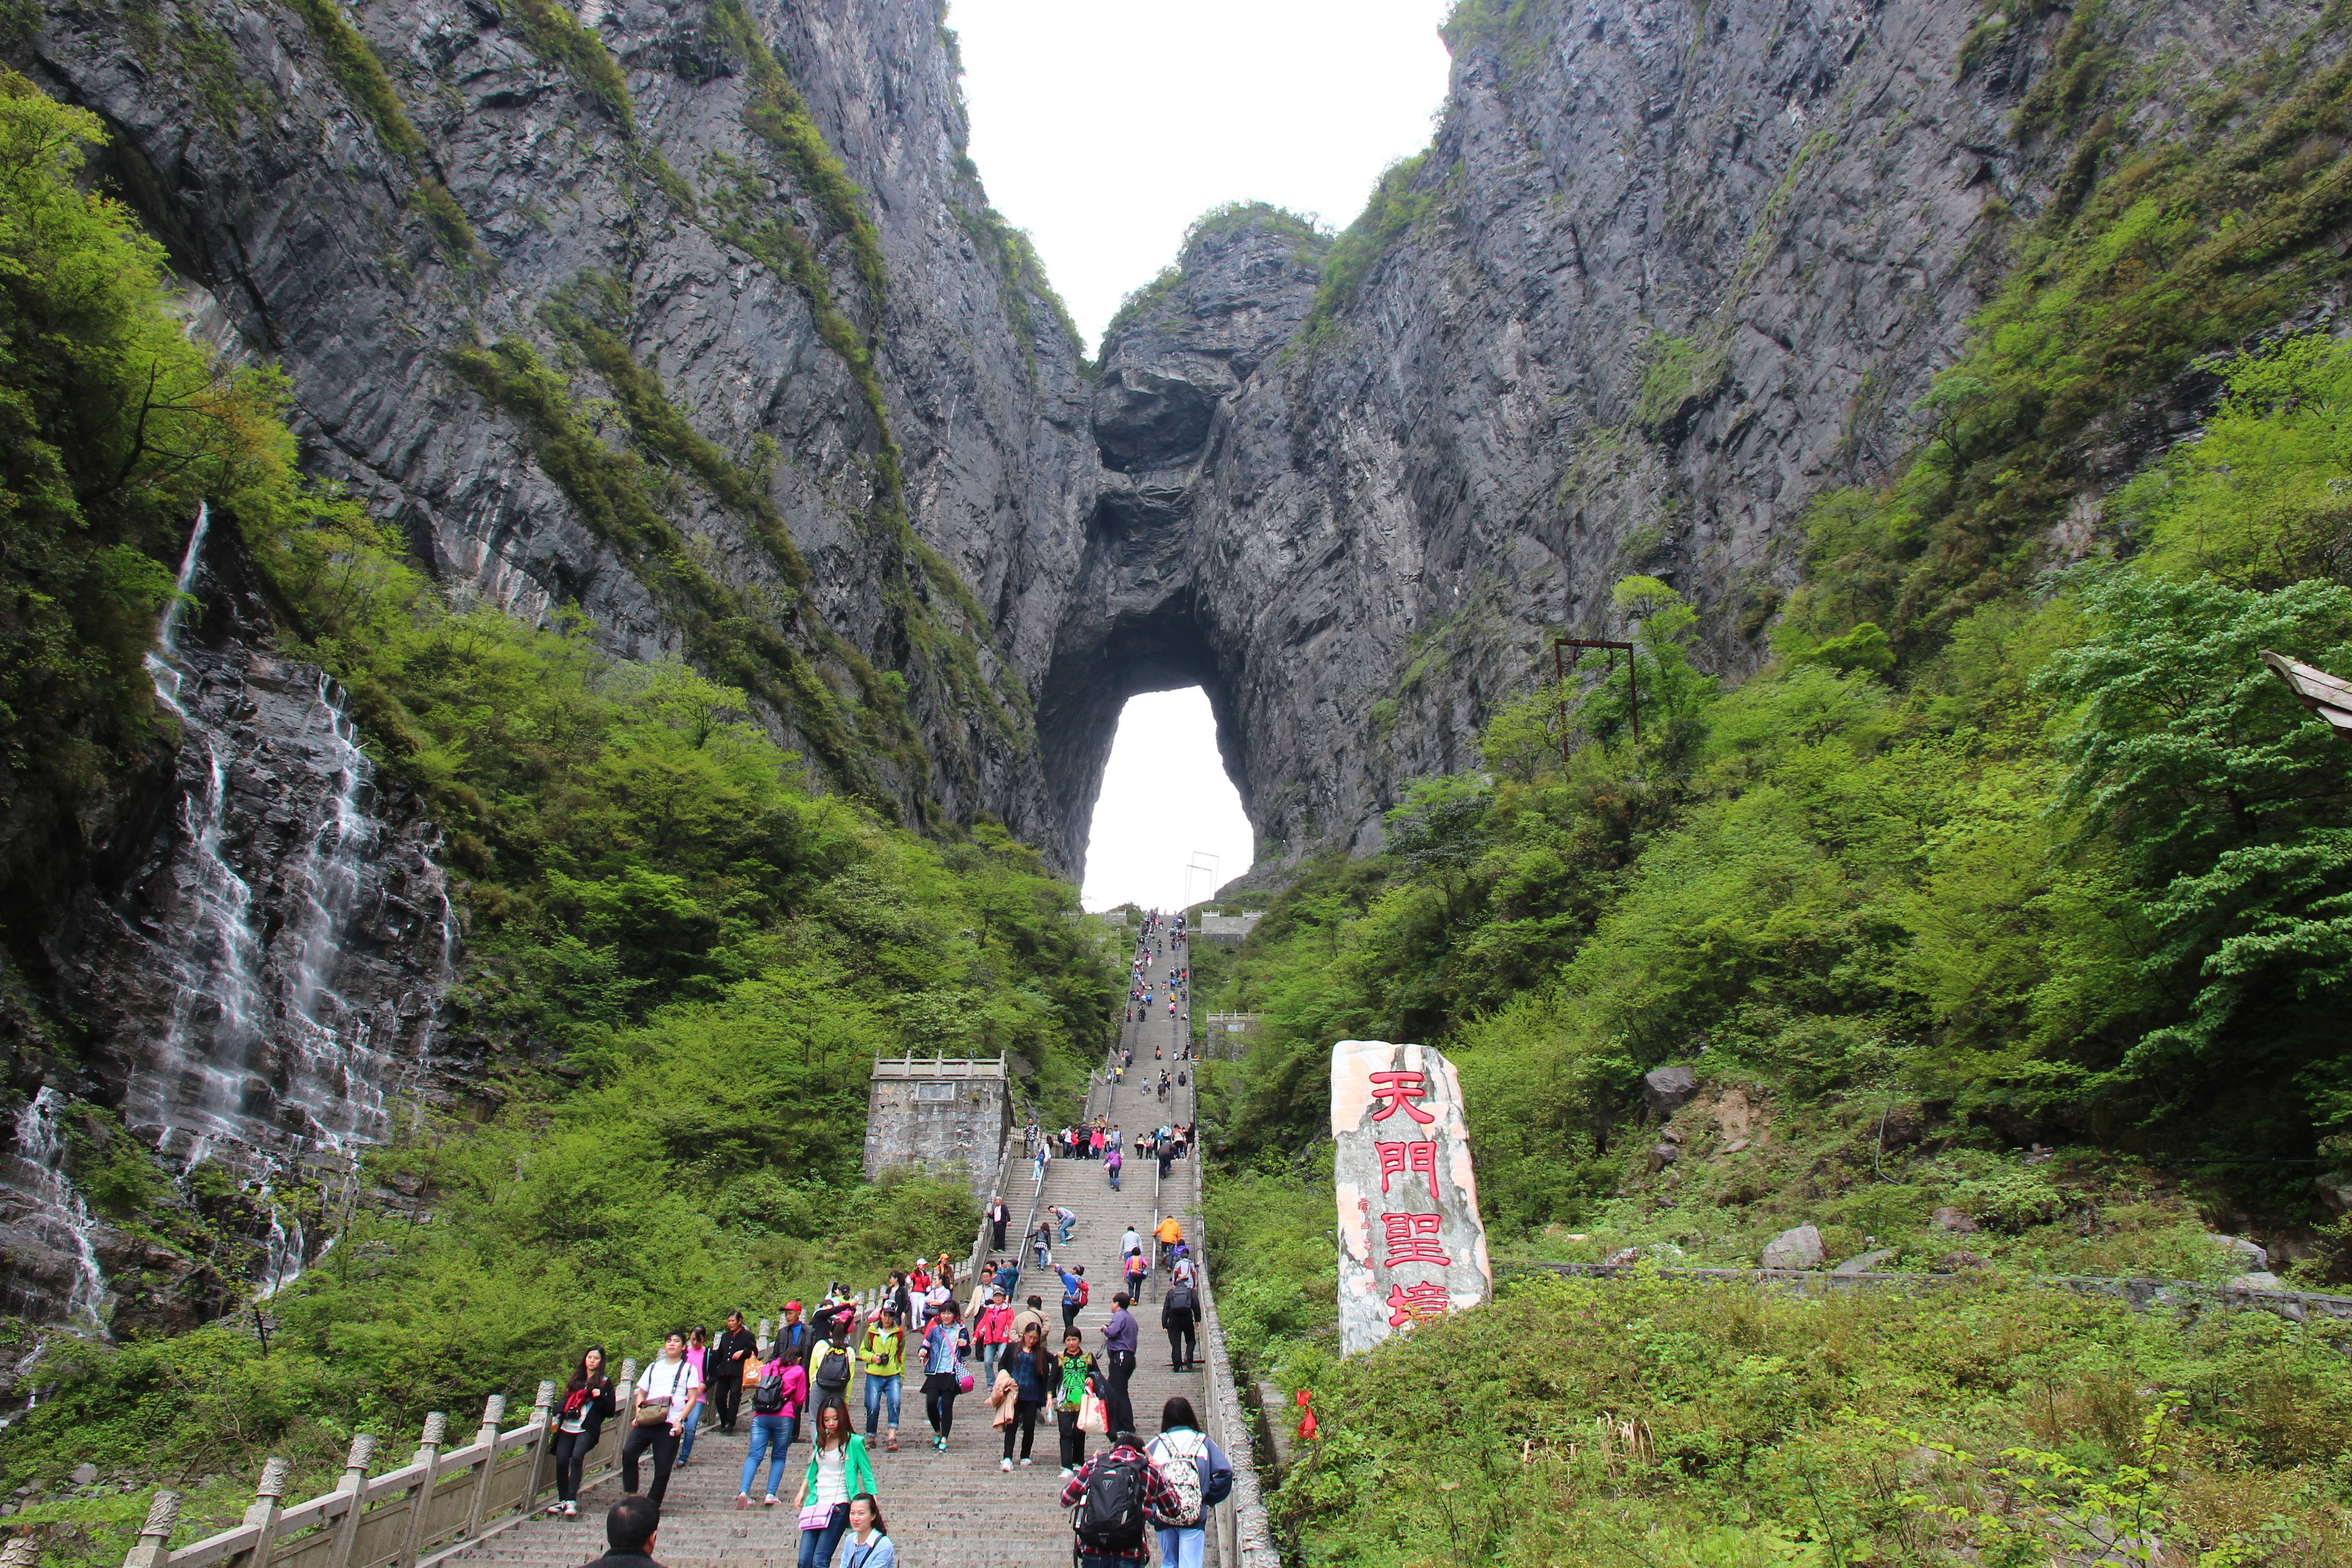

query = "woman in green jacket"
[794,1404,875,1568]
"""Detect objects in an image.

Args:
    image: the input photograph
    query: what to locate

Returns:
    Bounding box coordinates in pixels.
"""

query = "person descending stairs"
[434,914,1216,1568]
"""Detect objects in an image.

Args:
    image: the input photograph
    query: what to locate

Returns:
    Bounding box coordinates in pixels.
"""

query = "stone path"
[442,931,1208,1568]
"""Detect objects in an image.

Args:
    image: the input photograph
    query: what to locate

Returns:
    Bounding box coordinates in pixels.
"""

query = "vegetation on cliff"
[1196,6,2352,1563]
[0,74,1117,1563]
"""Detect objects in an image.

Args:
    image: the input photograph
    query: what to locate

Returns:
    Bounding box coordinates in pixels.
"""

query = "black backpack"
[1076,1452,1148,1552]
[751,1364,787,1414]
[813,1343,852,1392]
[1162,1285,1196,1324]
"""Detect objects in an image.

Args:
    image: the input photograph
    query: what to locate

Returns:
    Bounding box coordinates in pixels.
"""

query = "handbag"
[1078,1392,1108,1435]
[798,1502,834,1531]
[957,1370,975,1394]
[632,1361,676,1426]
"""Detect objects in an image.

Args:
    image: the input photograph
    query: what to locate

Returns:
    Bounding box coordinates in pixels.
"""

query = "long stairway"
[442,924,1209,1568]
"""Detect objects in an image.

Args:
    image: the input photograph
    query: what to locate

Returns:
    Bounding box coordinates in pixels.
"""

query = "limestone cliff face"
[1048,0,2332,871]
[3,0,2333,1324]
[21,0,1097,842]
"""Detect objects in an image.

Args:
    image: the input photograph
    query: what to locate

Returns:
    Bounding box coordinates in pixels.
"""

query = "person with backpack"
[1058,1264,1088,1333]
[792,1405,873,1568]
[1105,1142,1123,1191]
[547,1346,616,1519]
[1153,1215,1183,1271]
[856,1305,906,1452]
[1047,1329,1101,1478]
[807,1316,858,1421]
[1058,1426,1184,1566]
[995,1322,1049,1471]
[1145,1398,1231,1568]
[1125,1249,1149,1307]
[1161,1275,1201,1370]
[736,1346,808,1509]
[711,1311,758,1434]
[917,1300,970,1451]
[622,1331,701,1511]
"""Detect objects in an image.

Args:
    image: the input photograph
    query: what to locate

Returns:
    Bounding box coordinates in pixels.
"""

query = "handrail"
[119,1380,591,1568]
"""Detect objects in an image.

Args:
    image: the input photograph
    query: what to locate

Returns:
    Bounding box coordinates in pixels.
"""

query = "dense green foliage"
[0,76,1117,1563]
[0,74,298,936]
[1200,11,2352,1563]
[1238,1266,2352,1568]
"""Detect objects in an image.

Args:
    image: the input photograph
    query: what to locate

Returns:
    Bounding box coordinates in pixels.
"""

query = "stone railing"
[1170,1117,1280,1567]
[1506,1260,2352,1327]
[112,1369,640,1568]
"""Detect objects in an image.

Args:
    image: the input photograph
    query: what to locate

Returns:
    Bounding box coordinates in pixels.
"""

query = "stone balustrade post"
[120,1489,181,1568]
[466,1395,508,1536]
[324,1434,378,1568]
[757,1318,773,1360]
[396,1412,448,1568]
[524,1381,558,1507]
[241,1458,292,1568]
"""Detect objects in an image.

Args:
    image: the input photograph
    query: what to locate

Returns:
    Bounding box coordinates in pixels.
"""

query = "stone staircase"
[439,936,1210,1568]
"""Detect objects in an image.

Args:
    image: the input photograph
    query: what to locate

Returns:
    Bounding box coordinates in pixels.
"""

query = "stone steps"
[438,938,1207,1568]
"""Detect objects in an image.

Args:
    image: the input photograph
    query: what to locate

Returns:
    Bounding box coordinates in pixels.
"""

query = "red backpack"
[1076,1278,1091,1307]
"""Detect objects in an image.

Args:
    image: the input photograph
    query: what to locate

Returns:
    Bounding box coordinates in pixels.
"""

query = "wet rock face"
[40,531,453,1175]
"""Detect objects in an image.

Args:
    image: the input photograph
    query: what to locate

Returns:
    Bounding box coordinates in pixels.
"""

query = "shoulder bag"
[632,1361,676,1426]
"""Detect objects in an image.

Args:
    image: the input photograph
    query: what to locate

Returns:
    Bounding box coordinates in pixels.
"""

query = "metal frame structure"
[1553,636,1640,764]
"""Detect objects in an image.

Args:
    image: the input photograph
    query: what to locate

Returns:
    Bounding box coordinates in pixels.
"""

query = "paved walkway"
[444,931,1208,1568]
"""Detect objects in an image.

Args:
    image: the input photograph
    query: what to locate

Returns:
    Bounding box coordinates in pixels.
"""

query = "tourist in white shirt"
[622,1331,702,1509]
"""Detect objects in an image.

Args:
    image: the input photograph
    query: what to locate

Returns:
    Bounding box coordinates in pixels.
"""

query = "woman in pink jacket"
[975,1288,1015,1381]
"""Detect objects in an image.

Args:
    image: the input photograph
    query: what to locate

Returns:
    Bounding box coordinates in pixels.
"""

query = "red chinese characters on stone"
[1367,1070,1437,1125]
[1385,1281,1450,1328]
[1376,1140,1441,1203]
[1380,1211,1451,1268]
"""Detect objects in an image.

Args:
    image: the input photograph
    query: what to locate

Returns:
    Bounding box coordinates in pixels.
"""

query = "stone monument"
[1331,1040,1492,1355]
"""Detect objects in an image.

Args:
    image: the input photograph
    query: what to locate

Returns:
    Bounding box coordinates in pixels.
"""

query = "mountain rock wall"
[1042,0,2331,871]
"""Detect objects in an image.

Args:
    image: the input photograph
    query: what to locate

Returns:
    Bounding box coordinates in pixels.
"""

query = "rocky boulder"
[1930,1206,1981,1234]
[1833,1248,1899,1275]
[1762,1224,1824,1269]
[2209,1233,2269,1270]
[1643,1066,1699,1118]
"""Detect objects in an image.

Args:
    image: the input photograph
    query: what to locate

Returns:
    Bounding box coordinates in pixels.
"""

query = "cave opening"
[1037,583,1256,898]
[1078,687,1254,912]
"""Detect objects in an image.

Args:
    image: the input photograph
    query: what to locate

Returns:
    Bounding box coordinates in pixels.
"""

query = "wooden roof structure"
[2262,649,2352,741]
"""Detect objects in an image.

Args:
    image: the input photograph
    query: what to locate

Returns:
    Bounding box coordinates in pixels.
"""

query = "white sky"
[950,0,1457,352]
[1078,690,1255,912]
[952,0,1455,910]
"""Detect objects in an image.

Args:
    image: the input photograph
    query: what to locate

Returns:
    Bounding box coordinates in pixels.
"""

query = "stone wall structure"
[860,1055,1011,1204]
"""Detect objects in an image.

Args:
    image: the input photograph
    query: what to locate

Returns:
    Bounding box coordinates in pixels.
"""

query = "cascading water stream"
[2,1090,111,1330]
[135,503,271,1152]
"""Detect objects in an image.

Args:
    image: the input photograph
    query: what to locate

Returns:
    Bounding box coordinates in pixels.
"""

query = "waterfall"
[268,675,389,1150]
[2,1090,111,1331]
[136,506,270,1153]
[10,505,456,1328]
